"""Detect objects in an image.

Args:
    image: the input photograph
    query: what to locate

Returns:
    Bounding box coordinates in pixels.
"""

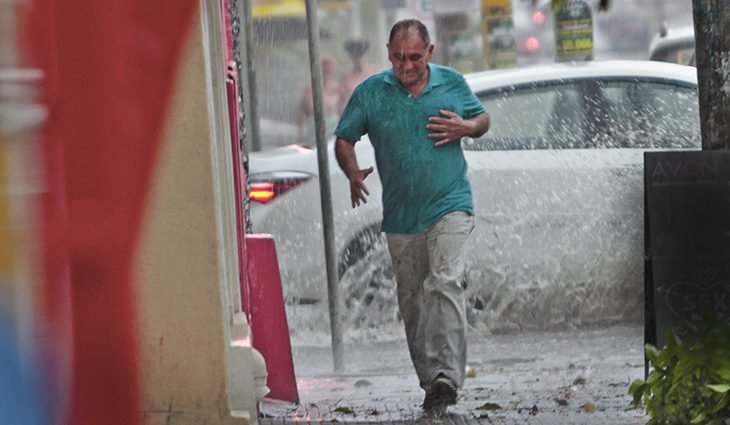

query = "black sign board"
[645,151,730,350]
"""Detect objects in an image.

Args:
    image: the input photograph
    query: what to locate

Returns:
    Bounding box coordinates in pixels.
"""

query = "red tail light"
[250,182,277,203]
[525,36,540,52]
[249,173,313,204]
[532,10,546,26]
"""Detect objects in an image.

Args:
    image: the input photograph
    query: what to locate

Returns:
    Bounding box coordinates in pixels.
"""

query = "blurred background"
[246,0,694,150]
[0,0,701,423]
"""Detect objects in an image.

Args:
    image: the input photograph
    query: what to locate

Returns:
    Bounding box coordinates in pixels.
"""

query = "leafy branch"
[629,314,730,424]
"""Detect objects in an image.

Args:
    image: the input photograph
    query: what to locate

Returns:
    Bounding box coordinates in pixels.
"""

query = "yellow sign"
[253,0,349,18]
[481,0,510,14]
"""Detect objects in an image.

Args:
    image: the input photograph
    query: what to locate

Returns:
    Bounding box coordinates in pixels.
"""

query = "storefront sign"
[554,0,593,62]
[480,0,516,69]
[645,151,730,348]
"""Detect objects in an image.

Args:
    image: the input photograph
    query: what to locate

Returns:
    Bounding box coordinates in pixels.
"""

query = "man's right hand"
[349,166,374,208]
[335,137,374,208]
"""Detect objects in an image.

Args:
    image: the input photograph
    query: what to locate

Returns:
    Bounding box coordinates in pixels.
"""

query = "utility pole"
[692,0,730,150]
[304,0,345,373]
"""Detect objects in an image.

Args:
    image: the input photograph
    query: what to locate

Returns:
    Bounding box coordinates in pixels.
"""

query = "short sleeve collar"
[383,63,445,94]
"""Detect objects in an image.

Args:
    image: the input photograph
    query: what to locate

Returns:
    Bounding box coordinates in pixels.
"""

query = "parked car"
[648,24,695,66]
[249,60,700,333]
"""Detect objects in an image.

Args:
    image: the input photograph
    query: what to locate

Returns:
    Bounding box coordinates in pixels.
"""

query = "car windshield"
[463,77,700,151]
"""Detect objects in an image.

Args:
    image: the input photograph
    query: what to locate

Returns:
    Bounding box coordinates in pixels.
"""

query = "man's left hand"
[426,109,472,147]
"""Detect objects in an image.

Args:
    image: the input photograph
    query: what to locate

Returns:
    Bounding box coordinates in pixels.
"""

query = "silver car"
[249,60,699,333]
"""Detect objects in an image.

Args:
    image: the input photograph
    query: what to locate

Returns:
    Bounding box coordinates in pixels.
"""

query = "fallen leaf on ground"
[554,398,569,406]
[466,366,477,378]
[333,406,355,414]
[573,376,587,385]
[476,402,502,411]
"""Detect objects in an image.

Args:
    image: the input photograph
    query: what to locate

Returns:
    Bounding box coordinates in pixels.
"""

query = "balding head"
[389,19,431,46]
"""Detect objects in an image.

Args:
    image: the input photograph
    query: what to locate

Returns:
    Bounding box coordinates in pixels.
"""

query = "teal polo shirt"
[335,63,486,234]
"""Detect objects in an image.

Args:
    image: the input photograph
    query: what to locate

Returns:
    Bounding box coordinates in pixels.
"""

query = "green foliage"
[629,314,730,425]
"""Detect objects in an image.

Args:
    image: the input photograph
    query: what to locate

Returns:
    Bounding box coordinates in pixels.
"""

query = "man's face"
[387,29,433,89]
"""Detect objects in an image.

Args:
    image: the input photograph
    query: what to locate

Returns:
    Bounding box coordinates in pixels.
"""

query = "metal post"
[304,0,345,372]
[240,0,262,152]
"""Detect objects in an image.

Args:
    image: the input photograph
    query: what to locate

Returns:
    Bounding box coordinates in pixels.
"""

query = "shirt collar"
[384,63,444,94]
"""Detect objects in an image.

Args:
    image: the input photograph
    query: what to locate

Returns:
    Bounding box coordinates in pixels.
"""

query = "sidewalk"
[259,325,650,424]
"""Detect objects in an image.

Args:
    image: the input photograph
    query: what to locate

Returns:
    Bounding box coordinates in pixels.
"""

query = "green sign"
[554,0,593,62]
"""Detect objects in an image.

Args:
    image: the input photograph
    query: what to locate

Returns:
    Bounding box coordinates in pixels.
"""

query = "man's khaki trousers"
[386,211,474,391]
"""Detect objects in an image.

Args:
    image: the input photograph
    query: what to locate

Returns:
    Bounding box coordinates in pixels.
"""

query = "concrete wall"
[134,5,256,425]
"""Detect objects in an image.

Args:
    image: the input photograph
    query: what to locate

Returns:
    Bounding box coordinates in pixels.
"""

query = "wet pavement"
[259,325,650,424]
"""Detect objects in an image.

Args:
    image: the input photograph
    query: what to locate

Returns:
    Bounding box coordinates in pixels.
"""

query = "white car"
[249,60,700,333]
[648,24,695,66]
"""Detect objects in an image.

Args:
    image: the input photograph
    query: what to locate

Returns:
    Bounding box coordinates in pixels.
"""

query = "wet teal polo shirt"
[335,63,486,234]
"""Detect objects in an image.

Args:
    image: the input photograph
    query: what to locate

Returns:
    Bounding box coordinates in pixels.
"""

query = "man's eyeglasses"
[392,52,427,62]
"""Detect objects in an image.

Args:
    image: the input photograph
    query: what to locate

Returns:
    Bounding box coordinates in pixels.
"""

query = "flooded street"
[273,242,650,423]
[262,324,648,423]
[248,2,697,423]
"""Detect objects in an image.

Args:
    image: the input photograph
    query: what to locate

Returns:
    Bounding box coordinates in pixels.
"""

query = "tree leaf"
[691,410,707,423]
[629,379,647,406]
[716,366,730,381]
[476,402,502,411]
[707,384,730,393]
[646,345,662,365]
[334,406,355,414]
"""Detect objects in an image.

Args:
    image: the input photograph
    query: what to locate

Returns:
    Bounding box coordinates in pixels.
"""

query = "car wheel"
[339,229,401,335]
[337,226,488,336]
